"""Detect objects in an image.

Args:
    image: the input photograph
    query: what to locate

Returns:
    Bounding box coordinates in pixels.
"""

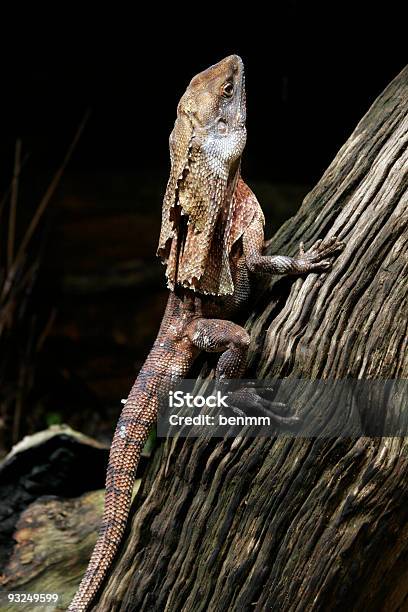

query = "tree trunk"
[95,67,408,612]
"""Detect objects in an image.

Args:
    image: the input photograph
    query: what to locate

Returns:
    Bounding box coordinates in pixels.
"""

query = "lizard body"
[68,55,343,611]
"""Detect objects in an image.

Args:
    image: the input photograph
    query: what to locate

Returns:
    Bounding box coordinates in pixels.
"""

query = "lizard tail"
[68,307,194,611]
[68,379,156,612]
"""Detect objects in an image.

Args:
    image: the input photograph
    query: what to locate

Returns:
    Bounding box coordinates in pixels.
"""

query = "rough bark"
[94,67,408,612]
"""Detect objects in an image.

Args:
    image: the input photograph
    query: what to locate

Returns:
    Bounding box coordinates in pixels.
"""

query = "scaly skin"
[68,56,343,611]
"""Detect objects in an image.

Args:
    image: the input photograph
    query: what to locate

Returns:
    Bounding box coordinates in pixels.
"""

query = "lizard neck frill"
[67,304,196,611]
[157,55,247,297]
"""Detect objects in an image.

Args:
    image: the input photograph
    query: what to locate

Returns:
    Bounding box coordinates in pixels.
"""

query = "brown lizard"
[68,55,343,611]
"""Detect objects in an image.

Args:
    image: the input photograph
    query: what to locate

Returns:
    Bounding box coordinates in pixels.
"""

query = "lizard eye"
[222,82,234,98]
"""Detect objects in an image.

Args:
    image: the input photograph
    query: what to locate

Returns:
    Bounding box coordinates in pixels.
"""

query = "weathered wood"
[0,425,109,588]
[0,425,109,574]
[0,483,141,611]
[0,490,105,612]
[0,425,148,610]
[0,426,107,610]
[92,66,408,611]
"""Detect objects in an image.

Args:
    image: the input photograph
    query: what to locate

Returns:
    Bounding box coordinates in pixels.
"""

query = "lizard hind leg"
[186,318,250,380]
[186,318,300,427]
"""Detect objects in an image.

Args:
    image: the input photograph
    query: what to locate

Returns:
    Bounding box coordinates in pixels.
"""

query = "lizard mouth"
[225,55,246,128]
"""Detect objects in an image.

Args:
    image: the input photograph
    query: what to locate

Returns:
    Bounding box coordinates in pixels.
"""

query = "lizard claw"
[310,259,332,271]
[296,235,345,273]
[227,387,301,428]
[309,238,323,251]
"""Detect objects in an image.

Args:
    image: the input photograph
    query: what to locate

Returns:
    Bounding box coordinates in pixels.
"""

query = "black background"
[1,6,405,187]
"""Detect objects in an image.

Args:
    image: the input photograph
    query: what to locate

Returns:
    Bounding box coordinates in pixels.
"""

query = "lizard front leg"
[243,211,344,276]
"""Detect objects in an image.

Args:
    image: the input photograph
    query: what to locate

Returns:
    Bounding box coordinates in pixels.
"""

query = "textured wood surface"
[92,66,408,612]
[0,426,109,573]
[0,490,105,611]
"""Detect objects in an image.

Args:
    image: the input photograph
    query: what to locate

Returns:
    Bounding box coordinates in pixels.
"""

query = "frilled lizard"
[68,55,343,611]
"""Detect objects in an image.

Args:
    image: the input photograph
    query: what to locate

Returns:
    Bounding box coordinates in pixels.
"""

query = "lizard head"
[177,54,246,154]
[158,55,248,295]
